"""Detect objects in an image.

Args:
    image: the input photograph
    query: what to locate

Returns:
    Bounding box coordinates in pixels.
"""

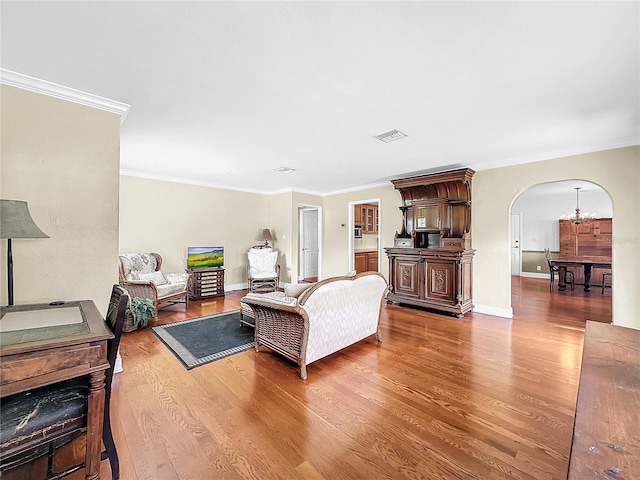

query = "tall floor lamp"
[1,200,49,306]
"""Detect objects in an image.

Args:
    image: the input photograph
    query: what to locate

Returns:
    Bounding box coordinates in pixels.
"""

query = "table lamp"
[1,199,49,305]
[257,228,274,248]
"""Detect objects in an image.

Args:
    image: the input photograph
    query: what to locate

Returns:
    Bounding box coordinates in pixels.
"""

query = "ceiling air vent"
[373,129,408,143]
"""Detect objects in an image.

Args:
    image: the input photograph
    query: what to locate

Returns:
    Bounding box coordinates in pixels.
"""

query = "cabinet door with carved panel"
[392,257,421,298]
[424,260,455,304]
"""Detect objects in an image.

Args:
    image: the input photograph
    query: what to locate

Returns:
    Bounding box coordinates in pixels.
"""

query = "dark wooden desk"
[553,255,612,292]
[0,300,113,480]
[568,321,640,479]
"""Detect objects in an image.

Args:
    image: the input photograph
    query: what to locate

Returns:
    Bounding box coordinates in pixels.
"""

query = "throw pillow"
[126,271,140,281]
[249,249,278,276]
[138,271,168,286]
[284,282,315,298]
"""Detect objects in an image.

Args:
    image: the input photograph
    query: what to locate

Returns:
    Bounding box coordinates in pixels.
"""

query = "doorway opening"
[299,206,321,282]
[349,199,380,274]
[510,180,613,322]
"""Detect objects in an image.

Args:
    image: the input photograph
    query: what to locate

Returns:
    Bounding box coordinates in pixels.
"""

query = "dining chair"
[602,271,612,294]
[544,248,574,291]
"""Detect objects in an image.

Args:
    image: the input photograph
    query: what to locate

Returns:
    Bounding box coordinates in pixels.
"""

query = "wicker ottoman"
[239,300,255,328]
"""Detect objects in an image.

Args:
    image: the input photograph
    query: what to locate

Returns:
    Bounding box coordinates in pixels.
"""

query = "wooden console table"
[568,321,639,478]
[0,300,113,480]
[188,267,225,300]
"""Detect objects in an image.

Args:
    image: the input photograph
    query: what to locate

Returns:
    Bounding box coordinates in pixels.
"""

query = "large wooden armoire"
[385,168,475,317]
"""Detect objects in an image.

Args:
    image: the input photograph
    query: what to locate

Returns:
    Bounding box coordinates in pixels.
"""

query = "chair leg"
[602,273,611,294]
[102,402,120,480]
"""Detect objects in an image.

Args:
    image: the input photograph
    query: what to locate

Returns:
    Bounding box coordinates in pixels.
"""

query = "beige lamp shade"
[1,200,49,239]
[1,199,49,305]
[257,228,274,243]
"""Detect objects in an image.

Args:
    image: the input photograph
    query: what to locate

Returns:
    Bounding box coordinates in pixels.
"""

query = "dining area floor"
[511,275,612,327]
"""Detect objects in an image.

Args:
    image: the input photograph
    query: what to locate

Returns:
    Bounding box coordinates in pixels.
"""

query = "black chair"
[545,248,574,291]
[0,285,128,479]
[101,284,128,479]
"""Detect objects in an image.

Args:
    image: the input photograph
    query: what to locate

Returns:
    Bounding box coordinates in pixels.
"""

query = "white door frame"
[510,213,522,275]
[299,205,322,281]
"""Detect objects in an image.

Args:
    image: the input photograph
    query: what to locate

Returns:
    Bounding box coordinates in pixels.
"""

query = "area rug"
[151,310,254,370]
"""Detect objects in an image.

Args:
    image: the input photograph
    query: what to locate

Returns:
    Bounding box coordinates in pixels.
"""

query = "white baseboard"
[472,304,514,318]
[225,282,248,292]
[114,350,123,374]
[519,272,549,279]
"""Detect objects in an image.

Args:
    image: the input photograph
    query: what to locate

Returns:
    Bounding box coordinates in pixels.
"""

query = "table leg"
[558,266,568,291]
[583,264,593,292]
[86,370,106,480]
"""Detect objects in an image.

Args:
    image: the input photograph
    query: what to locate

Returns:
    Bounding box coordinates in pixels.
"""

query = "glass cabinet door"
[415,205,440,229]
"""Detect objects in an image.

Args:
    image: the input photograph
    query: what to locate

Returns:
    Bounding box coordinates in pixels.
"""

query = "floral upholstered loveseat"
[241,272,388,379]
[118,253,192,317]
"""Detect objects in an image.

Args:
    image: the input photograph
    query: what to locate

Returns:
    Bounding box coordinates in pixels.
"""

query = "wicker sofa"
[118,253,192,318]
[241,272,388,379]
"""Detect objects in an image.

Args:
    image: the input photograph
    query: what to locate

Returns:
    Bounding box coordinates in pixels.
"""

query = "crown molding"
[119,170,275,195]
[321,180,393,197]
[120,169,395,197]
[0,69,130,125]
[471,140,640,173]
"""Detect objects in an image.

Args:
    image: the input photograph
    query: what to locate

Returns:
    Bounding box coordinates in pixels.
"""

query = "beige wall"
[521,251,552,276]
[120,146,640,330]
[473,146,640,328]
[0,85,121,312]
[267,191,295,283]
[5,86,637,329]
[321,185,401,280]
[119,176,270,288]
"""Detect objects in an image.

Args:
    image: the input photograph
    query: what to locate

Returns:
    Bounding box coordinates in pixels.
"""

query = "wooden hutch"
[559,217,612,286]
[385,168,475,317]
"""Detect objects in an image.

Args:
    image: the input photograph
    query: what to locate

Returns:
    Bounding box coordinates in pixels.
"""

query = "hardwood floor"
[107,277,611,479]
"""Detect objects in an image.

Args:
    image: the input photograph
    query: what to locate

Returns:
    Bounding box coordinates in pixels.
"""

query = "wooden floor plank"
[99,276,611,479]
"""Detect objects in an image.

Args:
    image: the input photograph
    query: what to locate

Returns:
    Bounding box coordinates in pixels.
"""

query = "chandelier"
[561,187,595,225]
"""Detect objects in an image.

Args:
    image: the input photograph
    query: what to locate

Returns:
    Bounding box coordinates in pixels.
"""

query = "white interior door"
[302,209,318,279]
[511,213,521,275]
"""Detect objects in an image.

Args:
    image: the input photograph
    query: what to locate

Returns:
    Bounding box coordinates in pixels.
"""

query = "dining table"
[552,255,612,292]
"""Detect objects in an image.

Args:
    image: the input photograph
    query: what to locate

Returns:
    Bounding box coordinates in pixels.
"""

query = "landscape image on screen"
[187,246,224,269]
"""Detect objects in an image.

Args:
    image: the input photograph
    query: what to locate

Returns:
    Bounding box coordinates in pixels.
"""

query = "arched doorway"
[510,180,613,323]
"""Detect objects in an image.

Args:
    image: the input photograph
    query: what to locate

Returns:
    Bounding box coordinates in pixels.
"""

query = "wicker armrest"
[241,294,310,379]
[119,281,158,302]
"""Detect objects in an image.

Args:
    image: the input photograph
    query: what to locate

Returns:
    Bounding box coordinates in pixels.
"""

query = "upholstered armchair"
[247,246,280,293]
[118,253,192,317]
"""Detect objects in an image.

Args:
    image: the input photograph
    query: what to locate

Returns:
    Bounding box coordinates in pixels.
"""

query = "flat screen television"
[187,246,224,269]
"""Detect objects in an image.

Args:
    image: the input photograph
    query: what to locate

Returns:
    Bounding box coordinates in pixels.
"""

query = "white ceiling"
[2,1,638,195]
